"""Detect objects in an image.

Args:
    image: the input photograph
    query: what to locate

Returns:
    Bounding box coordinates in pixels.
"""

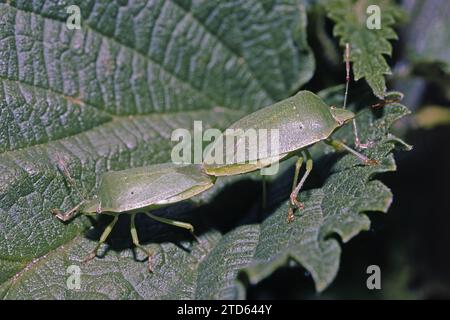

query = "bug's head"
[81,197,101,215]
[330,107,355,126]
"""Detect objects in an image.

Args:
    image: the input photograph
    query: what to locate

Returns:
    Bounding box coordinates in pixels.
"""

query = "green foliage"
[0,0,408,299]
[323,0,404,99]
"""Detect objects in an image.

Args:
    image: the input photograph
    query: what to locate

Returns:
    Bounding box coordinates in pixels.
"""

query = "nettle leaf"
[323,0,403,99]
[0,0,315,298]
[0,0,409,300]
[0,101,410,299]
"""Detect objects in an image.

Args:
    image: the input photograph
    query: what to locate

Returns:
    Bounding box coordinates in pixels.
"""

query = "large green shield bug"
[52,161,215,270]
[203,43,379,222]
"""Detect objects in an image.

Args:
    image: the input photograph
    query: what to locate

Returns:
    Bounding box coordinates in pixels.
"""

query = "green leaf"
[0,99,410,298]
[323,0,403,99]
[0,0,314,298]
[0,0,409,299]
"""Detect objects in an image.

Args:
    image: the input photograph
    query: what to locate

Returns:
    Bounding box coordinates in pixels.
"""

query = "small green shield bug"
[52,162,215,270]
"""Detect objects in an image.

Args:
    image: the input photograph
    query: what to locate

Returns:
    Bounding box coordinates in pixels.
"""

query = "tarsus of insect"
[52,43,391,271]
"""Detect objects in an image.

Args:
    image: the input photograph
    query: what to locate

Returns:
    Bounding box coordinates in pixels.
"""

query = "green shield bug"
[202,90,376,222]
[203,43,378,222]
[53,43,389,268]
[52,162,215,270]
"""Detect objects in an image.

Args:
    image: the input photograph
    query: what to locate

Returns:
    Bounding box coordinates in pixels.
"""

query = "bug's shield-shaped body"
[82,163,216,214]
[203,90,354,176]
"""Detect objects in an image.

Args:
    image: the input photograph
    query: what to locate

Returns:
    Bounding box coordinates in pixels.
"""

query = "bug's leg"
[145,212,198,242]
[288,156,304,217]
[343,43,350,110]
[327,139,378,165]
[130,213,155,272]
[288,156,304,222]
[288,152,312,223]
[83,215,119,263]
[51,201,84,222]
[291,156,304,192]
[341,43,373,149]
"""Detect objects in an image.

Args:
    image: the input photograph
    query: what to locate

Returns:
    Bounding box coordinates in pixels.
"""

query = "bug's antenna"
[343,43,351,109]
[55,154,86,201]
[341,43,368,149]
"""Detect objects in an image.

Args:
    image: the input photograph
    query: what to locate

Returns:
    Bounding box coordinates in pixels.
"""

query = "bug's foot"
[51,208,64,219]
[290,195,304,210]
[147,255,154,273]
[364,158,379,166]
[293,199,305,210]
[288,194,305,223]
[82,251,97,264]
[190,231,201,244]
[287,207,295,223]
[356,141,375,150]
[51,209,73,222]
[147,260,153,273]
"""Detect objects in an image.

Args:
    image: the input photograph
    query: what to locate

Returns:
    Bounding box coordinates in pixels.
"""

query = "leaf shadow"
[82,149,355,264]
[82,178,265,259]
